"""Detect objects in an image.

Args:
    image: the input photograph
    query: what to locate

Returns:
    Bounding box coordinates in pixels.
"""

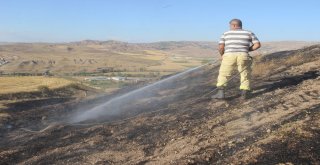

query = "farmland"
[0,76,72,94]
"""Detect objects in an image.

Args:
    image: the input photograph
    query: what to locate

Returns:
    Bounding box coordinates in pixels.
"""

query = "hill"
[0,41,317,75]
[0,45,319,164]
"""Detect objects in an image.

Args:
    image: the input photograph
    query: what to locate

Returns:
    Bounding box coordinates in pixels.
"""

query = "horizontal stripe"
[226,46,249,49]
[225,43,249,46]
[224,35,251,39]
[223,38,251,42]
[225,44,249,48]
[224,33,251,37]
[225,40,251,44]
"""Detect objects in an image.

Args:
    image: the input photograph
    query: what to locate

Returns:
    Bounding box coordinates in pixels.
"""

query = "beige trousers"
[216,52,252,90]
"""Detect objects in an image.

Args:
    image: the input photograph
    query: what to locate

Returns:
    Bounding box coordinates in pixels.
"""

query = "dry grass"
[252,53,307,77]
[147,57,203,72]
[140,55,167,61]
[284,54,303,66]
[0,76,73,94]
[143,50,167,56]
[252,60,277,76]
[147,61,188,71]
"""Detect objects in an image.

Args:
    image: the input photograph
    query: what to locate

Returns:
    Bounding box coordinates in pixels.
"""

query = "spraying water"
[71,63,212,123]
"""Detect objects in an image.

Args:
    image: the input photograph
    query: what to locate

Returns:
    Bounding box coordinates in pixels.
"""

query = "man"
[212,19,261,100]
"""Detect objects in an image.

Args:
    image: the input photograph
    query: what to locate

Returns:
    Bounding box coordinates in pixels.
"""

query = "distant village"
[0,58,9,66]
[84,76,152,83]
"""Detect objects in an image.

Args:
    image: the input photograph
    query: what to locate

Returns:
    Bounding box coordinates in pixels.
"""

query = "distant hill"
[0,40,318,74]
[68,40,319,57]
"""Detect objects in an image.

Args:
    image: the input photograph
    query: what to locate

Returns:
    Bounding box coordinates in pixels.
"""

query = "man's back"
[219,29,259,53]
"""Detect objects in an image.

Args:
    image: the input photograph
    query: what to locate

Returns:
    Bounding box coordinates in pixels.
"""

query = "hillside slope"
[0,45,319,164]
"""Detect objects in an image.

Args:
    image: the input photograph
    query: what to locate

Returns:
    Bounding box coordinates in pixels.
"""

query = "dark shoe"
[240,90,250,100]
[212,88,225,99]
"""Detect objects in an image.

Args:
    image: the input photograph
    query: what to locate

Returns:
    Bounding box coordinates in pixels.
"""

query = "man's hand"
[219,44,225,55]
[249,42,261,51]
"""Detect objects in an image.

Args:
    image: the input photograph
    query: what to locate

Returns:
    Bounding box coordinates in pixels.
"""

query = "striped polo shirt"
[219,29,260,53]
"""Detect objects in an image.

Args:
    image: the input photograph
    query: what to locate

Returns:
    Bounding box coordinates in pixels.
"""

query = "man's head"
[229,19,242,30]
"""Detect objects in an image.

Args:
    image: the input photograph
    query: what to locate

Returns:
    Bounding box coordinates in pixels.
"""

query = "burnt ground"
[0,45,320,165]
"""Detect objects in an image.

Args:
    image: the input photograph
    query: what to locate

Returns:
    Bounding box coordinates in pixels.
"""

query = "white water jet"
[71,63,211,123]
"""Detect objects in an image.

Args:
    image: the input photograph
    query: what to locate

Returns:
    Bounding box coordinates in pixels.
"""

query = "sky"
[0,0,319,43]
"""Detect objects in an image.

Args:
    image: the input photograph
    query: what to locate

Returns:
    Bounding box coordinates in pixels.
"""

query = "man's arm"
[219,44,225,56]
[249,42,261,51]
[218,33,225,58]
[249,32,261,51]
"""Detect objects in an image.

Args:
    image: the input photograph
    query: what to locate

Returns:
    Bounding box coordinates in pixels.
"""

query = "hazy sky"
[0,0,319,42]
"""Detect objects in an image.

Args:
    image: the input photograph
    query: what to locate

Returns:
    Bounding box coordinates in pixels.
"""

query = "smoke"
[70,63,210,123]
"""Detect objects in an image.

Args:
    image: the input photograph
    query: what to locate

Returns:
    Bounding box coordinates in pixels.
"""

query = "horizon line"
[0,39,319,45]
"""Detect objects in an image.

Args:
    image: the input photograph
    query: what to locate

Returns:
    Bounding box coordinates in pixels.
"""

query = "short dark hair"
[229,19,242,27]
